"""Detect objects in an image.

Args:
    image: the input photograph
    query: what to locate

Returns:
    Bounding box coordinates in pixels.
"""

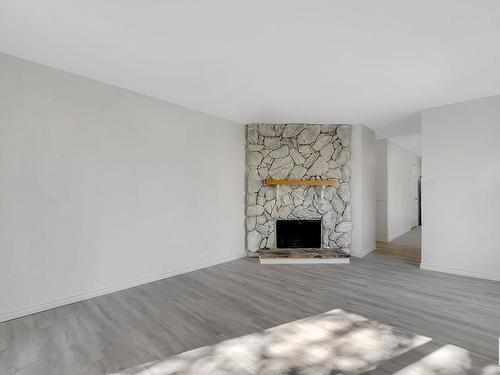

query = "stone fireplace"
[246,124,352,257]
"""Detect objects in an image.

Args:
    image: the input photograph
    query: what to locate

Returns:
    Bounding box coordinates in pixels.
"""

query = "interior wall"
[376,139,421,242]
[350,125,376,257]
[0,53,246,322]
[421,95,500,281]
[386,140,421,241]
[375,140,388,241]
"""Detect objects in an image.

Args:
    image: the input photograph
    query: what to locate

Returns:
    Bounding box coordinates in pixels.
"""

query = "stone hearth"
[258,248,350,264]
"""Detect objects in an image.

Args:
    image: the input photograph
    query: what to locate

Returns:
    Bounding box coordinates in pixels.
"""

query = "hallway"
[375,226,422,265]
[388,226,422,249]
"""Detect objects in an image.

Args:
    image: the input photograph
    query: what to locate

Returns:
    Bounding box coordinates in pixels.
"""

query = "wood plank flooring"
[1,228,499,374]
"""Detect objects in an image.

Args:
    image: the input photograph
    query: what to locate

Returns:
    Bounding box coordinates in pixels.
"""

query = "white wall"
[387,140,421,240]
[375,140,388,241]
[350,125,376,257]
[376,139,421,241]
[0,53,246,322]
[421,95,500,281]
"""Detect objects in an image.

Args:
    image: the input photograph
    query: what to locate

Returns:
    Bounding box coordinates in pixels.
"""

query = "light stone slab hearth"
[258,249,350,264]
[246,123,352,257]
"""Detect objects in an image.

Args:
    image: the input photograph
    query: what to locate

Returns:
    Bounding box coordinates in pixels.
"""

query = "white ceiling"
[2,1,500,155]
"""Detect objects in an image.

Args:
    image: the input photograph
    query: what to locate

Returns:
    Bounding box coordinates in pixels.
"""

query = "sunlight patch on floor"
[109,309,431,375]
[394,344,500,375]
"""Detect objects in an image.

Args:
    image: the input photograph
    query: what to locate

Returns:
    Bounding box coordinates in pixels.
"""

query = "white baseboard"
[0,254,245,323]
[350,246,376,258]
[259,258,350,265]
[420,263,500,282]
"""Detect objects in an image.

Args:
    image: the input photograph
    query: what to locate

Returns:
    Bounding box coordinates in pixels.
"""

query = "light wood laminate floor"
[1,228,499,374]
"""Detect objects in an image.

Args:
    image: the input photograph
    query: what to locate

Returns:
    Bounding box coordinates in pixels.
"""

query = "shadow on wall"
[109,309,499,375]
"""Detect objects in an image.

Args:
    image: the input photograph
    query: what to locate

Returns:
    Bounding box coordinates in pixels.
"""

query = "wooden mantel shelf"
[265,179,338,186]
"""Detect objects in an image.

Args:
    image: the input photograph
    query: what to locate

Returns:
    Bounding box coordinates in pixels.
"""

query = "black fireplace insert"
[276,219,321,248]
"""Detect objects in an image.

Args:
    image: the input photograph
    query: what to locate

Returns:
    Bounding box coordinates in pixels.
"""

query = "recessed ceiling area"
[1,0,500,155]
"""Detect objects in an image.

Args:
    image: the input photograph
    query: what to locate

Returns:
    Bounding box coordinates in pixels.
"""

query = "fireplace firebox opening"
[276,219,321,248]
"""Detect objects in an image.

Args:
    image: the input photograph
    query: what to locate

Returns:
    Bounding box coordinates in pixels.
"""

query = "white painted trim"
[420,263,500,282]
[259,257,350,265]
[0,254,244,323]
[350,246,376,258]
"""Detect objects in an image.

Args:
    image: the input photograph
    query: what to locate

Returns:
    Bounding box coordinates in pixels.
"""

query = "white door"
[409,164,419,228]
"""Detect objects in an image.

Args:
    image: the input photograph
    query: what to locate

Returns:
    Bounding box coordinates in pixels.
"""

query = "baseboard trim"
[420,263,500,282]
[0,254,245,323]
[350,246,376,258]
